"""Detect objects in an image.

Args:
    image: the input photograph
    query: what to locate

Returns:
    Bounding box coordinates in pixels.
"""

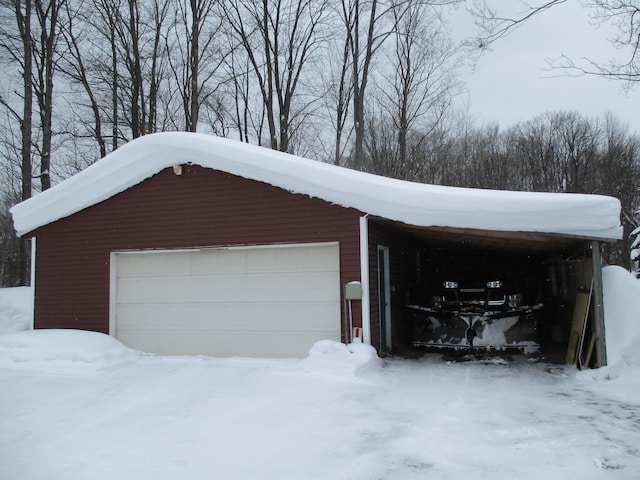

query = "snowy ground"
[1,266,639,479]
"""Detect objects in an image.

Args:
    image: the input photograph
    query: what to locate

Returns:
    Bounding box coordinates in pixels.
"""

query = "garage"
[11,133,622,362]
[111,243,341,357]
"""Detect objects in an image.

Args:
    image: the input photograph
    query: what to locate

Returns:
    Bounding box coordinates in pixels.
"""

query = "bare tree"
[468,0,566,49]
[553,111,600,193]
[32,0,66,191]
[59,0,172,153]
[94,0,123,150]
[470,1,640,86]
[374,1,459,173]
[554,2,640,85]
[167,0,226,132]
[317,23,354,165]
[0,1,32,195]
[596,113,640,265]
[59,0,127,152]
[340,0,389,169]
[222,0,328,152]
[0,112,26,285]
[111,0,171,138]
[0,193,22,285]
[509,111,601,193]
[0,0,34,284]
[225,49,262,143]
[58,0,108,158]
[338,0,462,170]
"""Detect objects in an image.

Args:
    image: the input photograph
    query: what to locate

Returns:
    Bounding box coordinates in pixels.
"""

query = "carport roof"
[11,132,622,240]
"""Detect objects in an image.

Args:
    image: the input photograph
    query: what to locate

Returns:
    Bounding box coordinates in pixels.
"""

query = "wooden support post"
[591,241,607,367]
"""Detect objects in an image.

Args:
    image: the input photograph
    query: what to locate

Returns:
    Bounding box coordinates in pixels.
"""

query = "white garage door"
[112,243,341,357]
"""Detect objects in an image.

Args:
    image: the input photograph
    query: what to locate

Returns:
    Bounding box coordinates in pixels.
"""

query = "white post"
[29,238,36,330]
[359,216,371,345]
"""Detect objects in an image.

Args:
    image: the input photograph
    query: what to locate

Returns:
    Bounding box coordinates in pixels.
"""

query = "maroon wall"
[367,220,414,351]
[30,165,364,339]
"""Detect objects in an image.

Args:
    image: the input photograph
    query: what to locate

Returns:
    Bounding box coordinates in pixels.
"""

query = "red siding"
[31,165,364,340]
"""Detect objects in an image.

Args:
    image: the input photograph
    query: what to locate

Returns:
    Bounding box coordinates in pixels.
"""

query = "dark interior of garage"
[374,220,602,366]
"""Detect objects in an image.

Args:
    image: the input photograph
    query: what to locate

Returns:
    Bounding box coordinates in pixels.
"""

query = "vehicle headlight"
[443,281,458,289]
[507,294,523,308]
[486,280,503,289]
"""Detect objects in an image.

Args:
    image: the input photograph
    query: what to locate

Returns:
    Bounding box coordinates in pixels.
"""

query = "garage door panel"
[117,251,193,277]
[117,274,249,304]
[114,243,341,357]
[191,249,247,275]
[245,245,339,272]
[118,330,334,357]
[118,271,339,306]
[117,302,339,332]
[118,274,339,304]
[193,246,340,274]
[244,271,339,301]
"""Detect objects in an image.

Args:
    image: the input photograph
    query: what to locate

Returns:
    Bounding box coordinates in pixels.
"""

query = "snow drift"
[603,265,640,366]
[302,340,384,377]
[0,329,138,370]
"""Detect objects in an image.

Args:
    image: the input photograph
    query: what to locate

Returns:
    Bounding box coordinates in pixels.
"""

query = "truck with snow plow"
[408,278,543,353]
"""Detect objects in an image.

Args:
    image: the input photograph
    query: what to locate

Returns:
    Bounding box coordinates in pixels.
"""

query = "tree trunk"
[36,0,60,192]
[350,0,377,171]
[189,0,199,132]
[18,0,34,286]
[128,0,142,137]
[111,15,119,150]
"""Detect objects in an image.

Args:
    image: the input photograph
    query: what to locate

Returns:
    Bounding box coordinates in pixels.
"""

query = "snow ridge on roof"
[11,132,623,240]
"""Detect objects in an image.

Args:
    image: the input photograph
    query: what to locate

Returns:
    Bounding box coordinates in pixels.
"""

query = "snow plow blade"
[408,304,542,354]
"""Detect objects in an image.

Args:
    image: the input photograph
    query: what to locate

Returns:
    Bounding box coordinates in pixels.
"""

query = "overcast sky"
[451,1,640,133]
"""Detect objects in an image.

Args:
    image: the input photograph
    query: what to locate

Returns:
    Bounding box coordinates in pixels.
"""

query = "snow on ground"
[1,267,639,479]
[0,329,138,372]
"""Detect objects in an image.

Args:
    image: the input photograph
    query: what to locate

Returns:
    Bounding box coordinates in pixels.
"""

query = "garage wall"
[30,166,363,339]
[367,221,413,351]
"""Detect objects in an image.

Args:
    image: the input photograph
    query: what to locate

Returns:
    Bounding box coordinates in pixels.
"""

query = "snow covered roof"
[11,132,622,240]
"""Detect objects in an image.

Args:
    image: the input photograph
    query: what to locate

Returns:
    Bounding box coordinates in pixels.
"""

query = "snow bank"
[576,266,640,402]
[602,265,640,367]
[0,287,32,334]
[11,132,622,240]
[0,329,139,370]
[302,340,383,377]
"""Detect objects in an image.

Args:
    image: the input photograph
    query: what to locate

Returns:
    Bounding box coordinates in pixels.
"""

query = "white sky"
[451,1,640,133]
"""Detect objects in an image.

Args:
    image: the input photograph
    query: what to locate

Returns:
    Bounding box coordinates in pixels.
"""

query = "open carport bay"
[371,220,602,362]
